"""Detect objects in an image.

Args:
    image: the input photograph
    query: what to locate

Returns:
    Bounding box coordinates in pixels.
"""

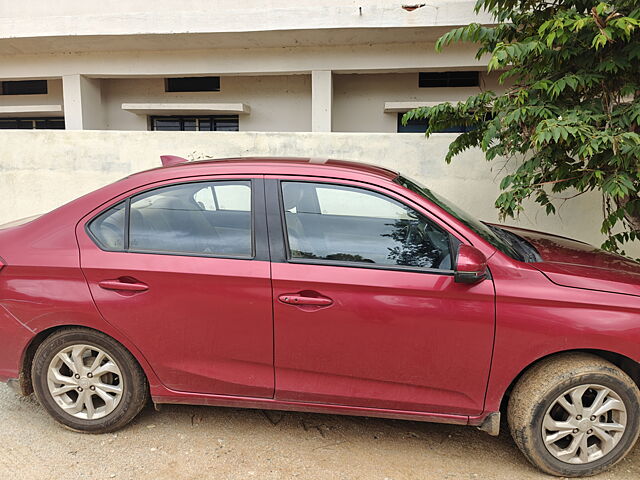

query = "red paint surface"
[0,157,638,426]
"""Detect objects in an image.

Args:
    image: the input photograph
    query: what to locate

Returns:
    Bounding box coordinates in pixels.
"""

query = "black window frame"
[149,115,239,132]
[1,80,48,95]
[86,178,268,262]
[165,77,220,93]
[271,178,457,276]
[418,71,480,88]
[0,117,65,130]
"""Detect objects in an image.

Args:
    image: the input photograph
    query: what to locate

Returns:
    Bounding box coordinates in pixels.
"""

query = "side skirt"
[152,389,495,429]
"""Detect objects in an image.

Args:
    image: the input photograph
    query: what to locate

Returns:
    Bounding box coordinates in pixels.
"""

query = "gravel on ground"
[1,384,639,480]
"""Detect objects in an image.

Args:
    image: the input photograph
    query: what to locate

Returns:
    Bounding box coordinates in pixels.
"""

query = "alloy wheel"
[46,344,124,420]
[542,384,627,464]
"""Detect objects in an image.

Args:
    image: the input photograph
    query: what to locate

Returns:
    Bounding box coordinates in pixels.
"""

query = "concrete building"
[1,1,632,255]
[0,0,498,133]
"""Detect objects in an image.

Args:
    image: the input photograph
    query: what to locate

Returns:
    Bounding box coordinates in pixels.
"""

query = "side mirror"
[454,244,488,284]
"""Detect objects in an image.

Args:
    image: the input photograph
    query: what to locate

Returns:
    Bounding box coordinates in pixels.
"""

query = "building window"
[165,77,221,92]
[150,115,239,131]
[419,71,479,88]
[396,113,473,134]
[1,80,48,95]
[0,117,65,129]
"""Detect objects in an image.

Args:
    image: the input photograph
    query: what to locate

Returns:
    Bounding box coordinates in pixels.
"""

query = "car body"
[0,157,639,476]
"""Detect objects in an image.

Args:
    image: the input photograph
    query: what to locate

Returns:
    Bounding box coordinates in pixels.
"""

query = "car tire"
[508,352,640,477]
[32,327,149,433]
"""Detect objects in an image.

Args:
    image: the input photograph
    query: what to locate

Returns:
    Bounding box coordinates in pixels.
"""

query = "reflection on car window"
[129,181,252,256]
[395,175,524,261]
[88,181,253,257]
[193,184,251,212]
[281,182,452,270]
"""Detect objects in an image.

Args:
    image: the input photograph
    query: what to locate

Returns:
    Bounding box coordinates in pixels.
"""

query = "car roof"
[133,157,399,183]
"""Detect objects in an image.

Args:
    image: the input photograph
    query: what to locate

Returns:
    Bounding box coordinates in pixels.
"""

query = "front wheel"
[32,328,149,433]
[508,353,640,477]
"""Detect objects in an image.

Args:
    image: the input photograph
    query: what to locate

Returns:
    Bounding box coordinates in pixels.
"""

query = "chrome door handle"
[98,279,149,292]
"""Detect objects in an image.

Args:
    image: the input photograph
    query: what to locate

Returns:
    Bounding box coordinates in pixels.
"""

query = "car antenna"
[160,155,189,167]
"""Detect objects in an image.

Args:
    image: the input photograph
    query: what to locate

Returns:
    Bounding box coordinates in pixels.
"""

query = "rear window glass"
[87,181,253,258]
[88,202,126,250]
[129,181,252,257]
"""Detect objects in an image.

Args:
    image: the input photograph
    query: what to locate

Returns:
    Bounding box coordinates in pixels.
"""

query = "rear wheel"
[508,353,640,477]
[32,328,148,433]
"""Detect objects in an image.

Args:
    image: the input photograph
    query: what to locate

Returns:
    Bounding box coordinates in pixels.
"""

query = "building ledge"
[0,104,63,117]
[122,103,250,115]
[383,101,444,113]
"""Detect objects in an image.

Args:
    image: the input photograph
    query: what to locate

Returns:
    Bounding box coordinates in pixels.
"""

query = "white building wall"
[0,79,63,115]
[2,130,634,257]
[0,42,486,79]
[102,75,312,131]
[333,72,504,133]
[97,72,507,133]
[0,1,493,41]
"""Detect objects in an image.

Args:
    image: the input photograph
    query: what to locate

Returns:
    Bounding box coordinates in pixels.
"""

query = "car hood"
[497,225,640,297]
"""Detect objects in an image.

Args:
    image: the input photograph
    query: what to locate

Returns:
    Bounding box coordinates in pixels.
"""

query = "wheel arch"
[498,348,640,413]
[17,324,154,396]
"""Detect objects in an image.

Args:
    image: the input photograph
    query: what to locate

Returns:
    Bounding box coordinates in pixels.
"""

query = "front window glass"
[281,182,452,270]
[395,175,524,261]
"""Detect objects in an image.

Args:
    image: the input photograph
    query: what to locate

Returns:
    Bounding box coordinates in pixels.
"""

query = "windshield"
[395,175,525,261]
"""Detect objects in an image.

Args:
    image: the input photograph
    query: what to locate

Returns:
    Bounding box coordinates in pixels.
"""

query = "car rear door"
[266,176,495,415]
[77,176,274,398]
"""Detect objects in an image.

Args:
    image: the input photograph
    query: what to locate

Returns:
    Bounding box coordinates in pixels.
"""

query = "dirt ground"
[1,384,639,480]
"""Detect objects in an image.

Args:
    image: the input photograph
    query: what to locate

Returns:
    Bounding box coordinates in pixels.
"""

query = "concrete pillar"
[62,74,105,130]
[311,70,332,132]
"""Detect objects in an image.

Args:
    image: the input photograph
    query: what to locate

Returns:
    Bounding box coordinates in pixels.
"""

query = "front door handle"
[98,279,149,292]
[278,294,333,306]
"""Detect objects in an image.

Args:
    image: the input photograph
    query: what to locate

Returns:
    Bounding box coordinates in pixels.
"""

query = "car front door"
[77,177,274,398]
[267,177,495,415]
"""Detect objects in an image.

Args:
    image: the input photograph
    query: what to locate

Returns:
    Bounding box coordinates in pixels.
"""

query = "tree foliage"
[404,1,640,254]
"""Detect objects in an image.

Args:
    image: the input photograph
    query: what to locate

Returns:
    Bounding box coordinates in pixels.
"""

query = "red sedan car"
[0,157,639,477]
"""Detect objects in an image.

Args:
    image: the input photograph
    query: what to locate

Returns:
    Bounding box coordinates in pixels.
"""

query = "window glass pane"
[88,202,126,250]
[0,117,65,130]
[15,119,34,129]
[193,186,217,211]
[214,116,240,131]
[1,80,48,95]
[150,115,238,132]
[316,186,407,218]
[419,71,479,88]
[130,181,252,257]
[165,77,220,92]
[183,119,197,131]
[197,119,212,131]
[152,118,181,131]
[47,118,66,129]
[282,182,452,269]
[214,184,251,211]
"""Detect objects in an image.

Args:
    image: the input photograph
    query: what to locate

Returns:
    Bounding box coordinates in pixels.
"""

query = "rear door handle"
[98,279,149,292]
[278,294,333,306]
